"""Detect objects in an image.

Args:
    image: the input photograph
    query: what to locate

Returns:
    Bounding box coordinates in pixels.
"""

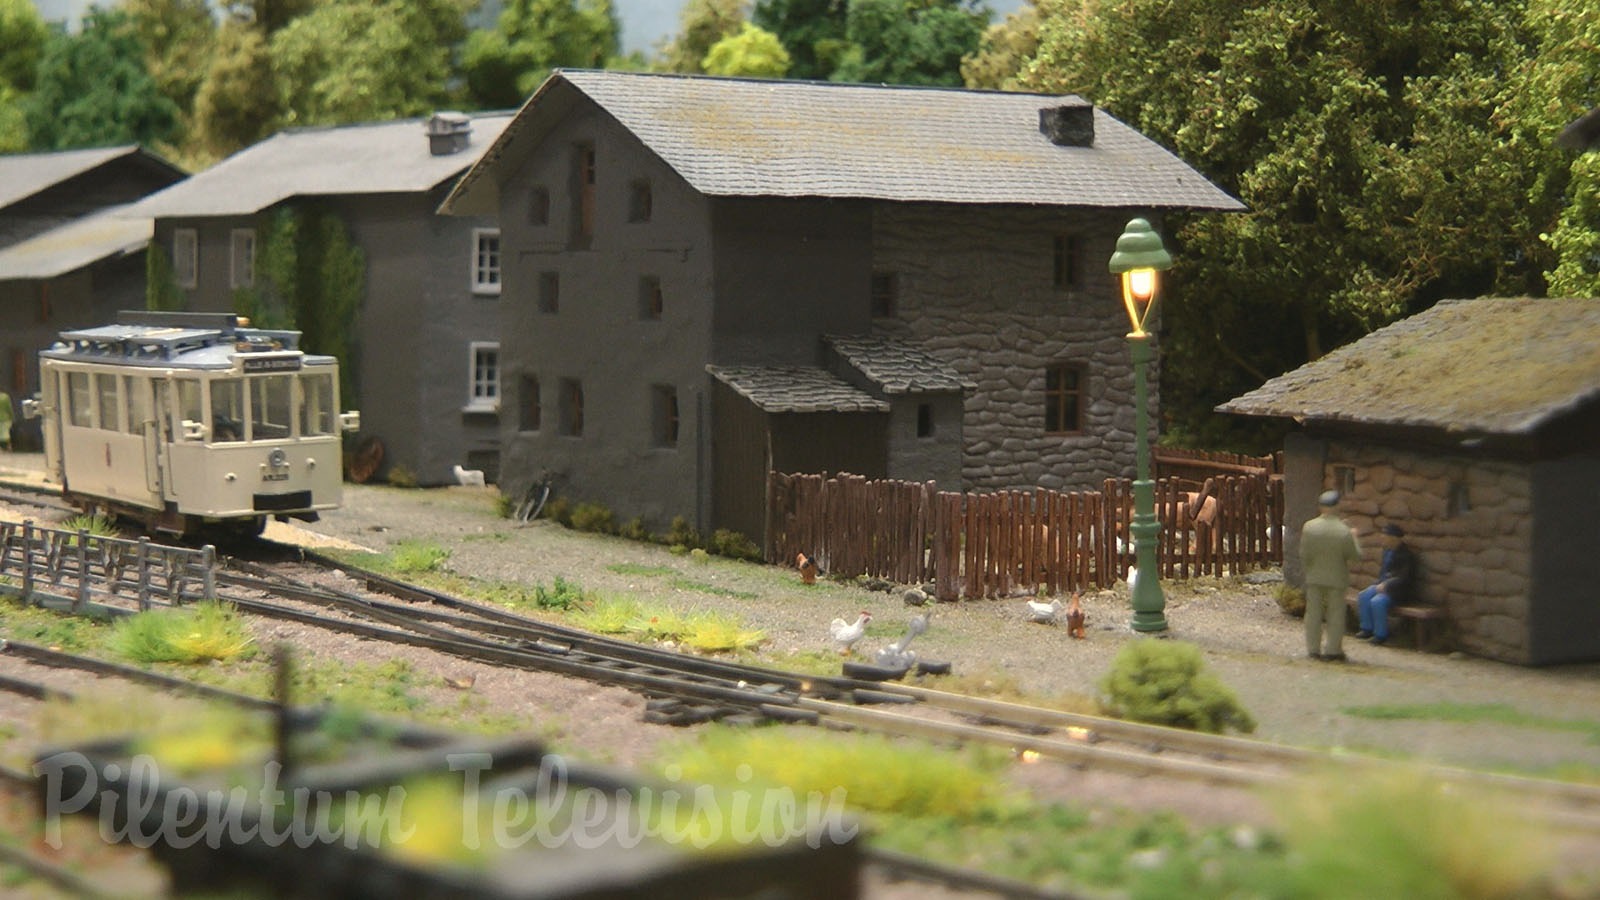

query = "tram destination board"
[241,356,302,372]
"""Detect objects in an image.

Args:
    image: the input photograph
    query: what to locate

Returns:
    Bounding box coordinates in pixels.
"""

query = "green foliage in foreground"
[60,513,119,539]
[108,602,256,664]
[1343,702,1600,744]
[1099,639,1256,734]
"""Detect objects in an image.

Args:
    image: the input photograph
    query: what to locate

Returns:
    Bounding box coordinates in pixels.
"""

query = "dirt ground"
[4,452,1600,897]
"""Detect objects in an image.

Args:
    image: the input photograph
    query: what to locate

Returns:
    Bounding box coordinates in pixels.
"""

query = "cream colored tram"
[29,311,358,536]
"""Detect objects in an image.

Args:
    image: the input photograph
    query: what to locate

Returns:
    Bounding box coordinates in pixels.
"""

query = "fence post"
[74,530,89,613]
[137,537,151,612]
[21,520,34,603]
[201,545,217,604]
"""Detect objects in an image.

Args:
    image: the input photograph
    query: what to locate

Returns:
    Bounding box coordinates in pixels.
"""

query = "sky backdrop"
[32,0,1026,56]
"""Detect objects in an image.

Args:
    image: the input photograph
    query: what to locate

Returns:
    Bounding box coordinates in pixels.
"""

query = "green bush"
[1099,640,1256,734]
[493,493,515,519]
[665,515,701,550]
[386,464,419,488]
[533,576,587,611]
[541,496,572,527]
[391,541,450,575]
[62,513,118,539]
[709,529,762,561]
[570,502,616,534]
[1274,584,1305,617]
[619,517,651,542]
[109,602,256,664]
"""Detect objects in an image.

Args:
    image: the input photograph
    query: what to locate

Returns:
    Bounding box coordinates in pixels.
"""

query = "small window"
[629,179,653,223]
[1044,364,1084,435]
[640,275,663,320]
[66,372,91,427]
[175,379,203,440]
[210,378,244,442]
[1053,235,1081,289]
[1332,465,1356,496]
[651,384,679,448]
[538,271,559,314]
[519,374,540,432]
[300,373,334,436]
[871,272,897,318]
[230,229,256,289]
[472,228,501,295]
[559,378,583,437]
[123,376,150,435]
[529,187,550,225]
[250,375,293,439]
[468,342,499,411]
[916,403,933,438]
[173,228,198,289]
[1448,481,1471,518]
[95,373,119,432]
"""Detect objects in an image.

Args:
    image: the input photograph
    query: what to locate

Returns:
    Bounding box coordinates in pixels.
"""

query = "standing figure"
[1298,490,1361,661]
[1355,524,1417,645]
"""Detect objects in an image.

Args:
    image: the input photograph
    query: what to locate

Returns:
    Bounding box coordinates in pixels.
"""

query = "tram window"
[250,376,293,440]
[96,373,119,431]
[124,376,150,435]
[211,379,245,442]
[300,374,334,436]
[175,379,203,440]
[67,372,91,427]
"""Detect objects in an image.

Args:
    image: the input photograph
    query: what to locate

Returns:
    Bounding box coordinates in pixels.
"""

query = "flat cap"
[1318,490,1341,507]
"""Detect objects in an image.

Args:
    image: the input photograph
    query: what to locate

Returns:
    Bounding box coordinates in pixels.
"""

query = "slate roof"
[444,70,1244,215]
[125,112,515,219]
[708,365,890,414]
[824,335,975,394]
[0,206,150,280]
[0,145,181,211]
[1216,298,1600,435]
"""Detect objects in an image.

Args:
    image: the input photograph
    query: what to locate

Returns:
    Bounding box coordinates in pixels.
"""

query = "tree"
[23,8,180,150]
[220,0,315,35]
[193,20,280,159]
[120,0,217,116]
[272,0,470,127]
[0,0,47,93]
[1012,0,1553,449]
[461,0,619,110]
[752,0,848,80]
[831,0,988,86]
[657,0,746,74]
[702,22,790,77]
[960,0,1055,91]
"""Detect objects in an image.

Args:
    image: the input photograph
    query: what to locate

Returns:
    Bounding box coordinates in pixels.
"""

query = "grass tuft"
[1342,701,1600,743]
[681,612,766,653]
[61,513,118,539]
[108,602,256,664]
[390,540,450,574]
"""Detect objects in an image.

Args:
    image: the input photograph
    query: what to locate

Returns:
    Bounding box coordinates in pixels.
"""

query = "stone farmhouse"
[1219,297,1600,665]
[442,70,1242,540]
[0,146,186,449]
[123,112,513,485]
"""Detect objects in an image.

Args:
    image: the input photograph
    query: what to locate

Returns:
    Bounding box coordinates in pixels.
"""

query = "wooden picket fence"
[766,471,1284,602]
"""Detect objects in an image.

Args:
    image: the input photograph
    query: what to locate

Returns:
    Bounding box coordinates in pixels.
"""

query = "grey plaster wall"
[870,203,1159,493]
[709,197,872,366]
[1528,456,1600,664]
[496,100,716,532]
[884,394,964,488]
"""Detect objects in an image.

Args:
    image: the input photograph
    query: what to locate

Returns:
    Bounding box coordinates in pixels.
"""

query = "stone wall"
[1325,440,1534,662]
[871,204,1156,493]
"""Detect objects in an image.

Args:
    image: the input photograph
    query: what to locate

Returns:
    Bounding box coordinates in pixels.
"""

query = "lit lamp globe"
[1107,218,1173,337]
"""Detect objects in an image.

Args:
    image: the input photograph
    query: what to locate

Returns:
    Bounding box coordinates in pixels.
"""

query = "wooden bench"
[1347,598,1450,651]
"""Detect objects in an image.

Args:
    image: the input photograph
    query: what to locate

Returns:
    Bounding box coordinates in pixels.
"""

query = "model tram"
[24,311,359,536]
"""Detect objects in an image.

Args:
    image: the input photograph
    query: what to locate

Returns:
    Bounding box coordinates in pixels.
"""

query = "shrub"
[533,576,587,611]
[109,602,256,664]
[665,515,701,550]
[541,496,572,527]
[688,547,710,565]
[1274,584,1305,617]
[493,493,515,519]
[62,513,118,539]
[1098,640,1256,734]
[570,502,616,534]
[386,464,419,488]
[709,529,762,561]
[391,541,450,574]
[620,517,651,542]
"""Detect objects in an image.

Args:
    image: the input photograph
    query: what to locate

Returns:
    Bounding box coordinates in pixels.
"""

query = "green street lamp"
[1108,217,1173,632]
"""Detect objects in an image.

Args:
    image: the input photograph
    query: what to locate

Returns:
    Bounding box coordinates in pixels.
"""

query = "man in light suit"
[1299,490,1361,661]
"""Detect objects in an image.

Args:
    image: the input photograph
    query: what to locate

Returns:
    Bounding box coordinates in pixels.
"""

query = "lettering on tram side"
[242,356,302,372]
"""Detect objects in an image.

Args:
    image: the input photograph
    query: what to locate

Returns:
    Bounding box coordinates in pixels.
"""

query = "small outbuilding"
[1218,297,1600,664]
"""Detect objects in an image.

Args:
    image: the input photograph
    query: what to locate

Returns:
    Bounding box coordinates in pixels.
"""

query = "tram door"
[132,375,161,497]
[154,379,176,502]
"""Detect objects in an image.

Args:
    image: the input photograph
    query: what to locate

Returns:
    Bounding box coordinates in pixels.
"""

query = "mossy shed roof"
[1217,297,1600,435]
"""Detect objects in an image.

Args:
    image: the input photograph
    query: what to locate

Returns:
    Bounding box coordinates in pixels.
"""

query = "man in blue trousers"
[1355,523,1417,646]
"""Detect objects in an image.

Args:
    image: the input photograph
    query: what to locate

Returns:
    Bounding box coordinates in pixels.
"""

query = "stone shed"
[1217,297,1600,665]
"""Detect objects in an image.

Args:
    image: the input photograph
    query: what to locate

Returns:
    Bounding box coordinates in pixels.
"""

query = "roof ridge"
[277,109,518,137]
[555,67,1078,100]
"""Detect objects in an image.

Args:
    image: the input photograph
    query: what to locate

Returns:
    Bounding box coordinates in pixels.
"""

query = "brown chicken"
[1065,592,1087,639]
[796,551,819,585]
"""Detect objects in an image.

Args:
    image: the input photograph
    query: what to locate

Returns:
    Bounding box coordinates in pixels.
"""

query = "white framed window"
[467,341,499,411]
[472,228,501,295]
[173,228,198,289]
[230,229,256,289]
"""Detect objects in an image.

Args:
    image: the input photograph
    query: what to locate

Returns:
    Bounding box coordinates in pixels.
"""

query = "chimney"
[1039,102,1094,147]
[426,112,472,156]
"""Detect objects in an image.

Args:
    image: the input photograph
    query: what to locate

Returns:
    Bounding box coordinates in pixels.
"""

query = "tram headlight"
[268,448,288,468]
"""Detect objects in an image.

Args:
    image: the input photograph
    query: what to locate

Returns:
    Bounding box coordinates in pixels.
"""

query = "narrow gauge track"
[0,478,79,517]
[0,641,1082,900]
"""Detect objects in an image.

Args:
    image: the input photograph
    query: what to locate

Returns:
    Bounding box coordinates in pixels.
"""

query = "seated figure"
[1355,523,1417,645]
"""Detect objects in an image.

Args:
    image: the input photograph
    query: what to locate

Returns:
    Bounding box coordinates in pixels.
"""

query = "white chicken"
[1026,597,1064,625]
[1127,566,1140,593]
[829,611,872,655]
